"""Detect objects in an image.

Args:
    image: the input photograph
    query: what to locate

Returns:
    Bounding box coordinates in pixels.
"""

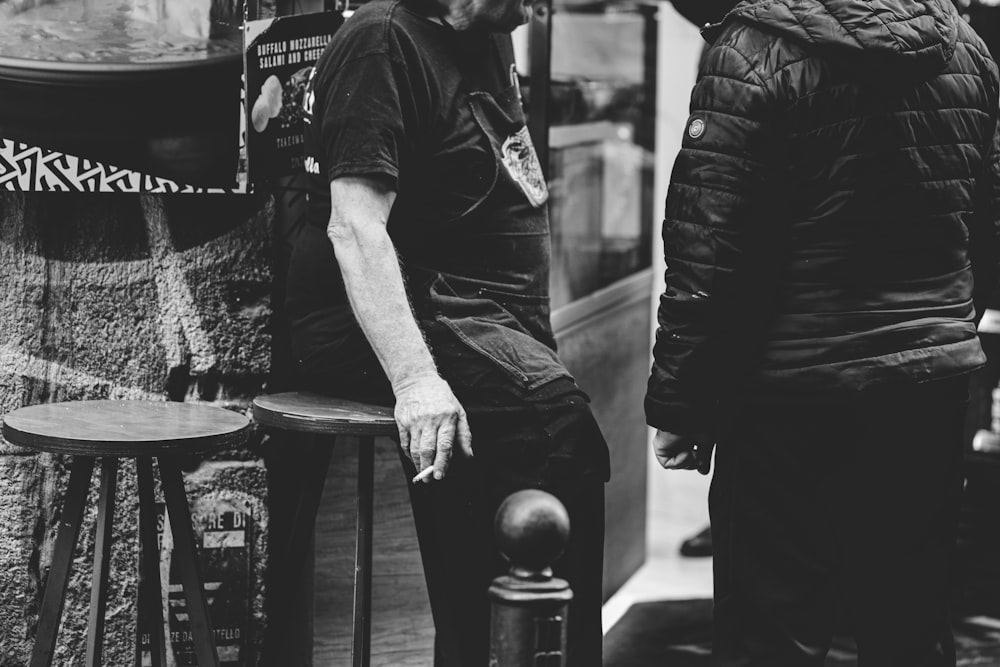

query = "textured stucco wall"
[0,192,274,666]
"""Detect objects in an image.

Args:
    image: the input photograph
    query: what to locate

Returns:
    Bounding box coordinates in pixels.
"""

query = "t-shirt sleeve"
[317,51,418,187]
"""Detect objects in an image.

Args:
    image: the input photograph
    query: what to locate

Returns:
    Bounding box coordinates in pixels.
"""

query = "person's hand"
[393,374,473,482]
[653,429,713,475]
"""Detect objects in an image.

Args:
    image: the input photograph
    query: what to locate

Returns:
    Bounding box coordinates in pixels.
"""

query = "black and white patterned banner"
[0,138,248,194]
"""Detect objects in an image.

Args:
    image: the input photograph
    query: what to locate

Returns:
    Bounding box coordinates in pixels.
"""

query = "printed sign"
[137,496,254,667]
[243,12,343,185]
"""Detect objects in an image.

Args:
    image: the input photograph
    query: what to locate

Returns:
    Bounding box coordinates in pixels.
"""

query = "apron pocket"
[429,275,568,391]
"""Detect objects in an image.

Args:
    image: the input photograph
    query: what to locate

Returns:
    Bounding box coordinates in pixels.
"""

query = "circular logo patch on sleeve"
[687,116,706,140]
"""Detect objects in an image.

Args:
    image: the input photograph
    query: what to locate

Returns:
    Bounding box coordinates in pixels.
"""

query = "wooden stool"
[1,400,250,667]
[251,392,396,667]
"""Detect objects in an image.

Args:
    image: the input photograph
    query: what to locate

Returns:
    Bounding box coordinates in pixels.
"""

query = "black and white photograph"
[3,0,1000,665]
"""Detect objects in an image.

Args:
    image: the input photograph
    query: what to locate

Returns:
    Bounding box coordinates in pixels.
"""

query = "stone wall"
[0,192,274,666]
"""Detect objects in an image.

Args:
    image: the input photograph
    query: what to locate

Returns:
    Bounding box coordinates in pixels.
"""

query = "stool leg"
[157,458,219,667]
[86,457,118,667]
[352,437,375,667]
[136,458,166,667]
[30,455,95,667]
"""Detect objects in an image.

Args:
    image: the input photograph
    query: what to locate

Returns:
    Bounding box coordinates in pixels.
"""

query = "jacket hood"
[707,0,960,81]
[670,0,741,28]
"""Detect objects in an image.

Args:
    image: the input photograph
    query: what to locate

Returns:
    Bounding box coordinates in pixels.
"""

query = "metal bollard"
[488,489,573,667]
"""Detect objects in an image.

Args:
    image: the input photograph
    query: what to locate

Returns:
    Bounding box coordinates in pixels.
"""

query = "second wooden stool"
[252,391,396,667]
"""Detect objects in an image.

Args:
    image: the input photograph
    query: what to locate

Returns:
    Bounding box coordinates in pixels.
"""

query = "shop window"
[516,0,657,309]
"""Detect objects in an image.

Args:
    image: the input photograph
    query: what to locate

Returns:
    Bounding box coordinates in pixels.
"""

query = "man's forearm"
[329,216,438,391]
[326,182,473,477]
[320,170,471,480]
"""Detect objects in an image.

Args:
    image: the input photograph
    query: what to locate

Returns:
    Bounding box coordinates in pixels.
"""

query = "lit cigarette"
[412,466,435,483]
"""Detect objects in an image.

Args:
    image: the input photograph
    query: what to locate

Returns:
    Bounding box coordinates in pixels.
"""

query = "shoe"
[679,525,712,558]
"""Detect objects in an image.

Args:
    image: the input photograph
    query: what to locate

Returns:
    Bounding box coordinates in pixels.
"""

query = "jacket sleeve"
[645,36,779,435]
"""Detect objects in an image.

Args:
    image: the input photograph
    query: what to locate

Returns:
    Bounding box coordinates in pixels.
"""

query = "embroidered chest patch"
[501,126,549,208]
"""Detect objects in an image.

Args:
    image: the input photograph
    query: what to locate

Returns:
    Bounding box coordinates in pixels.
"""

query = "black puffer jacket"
[646,0,1000,435]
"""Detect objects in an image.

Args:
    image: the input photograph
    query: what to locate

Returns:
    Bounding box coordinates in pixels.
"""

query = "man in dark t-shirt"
[281,0,610,664]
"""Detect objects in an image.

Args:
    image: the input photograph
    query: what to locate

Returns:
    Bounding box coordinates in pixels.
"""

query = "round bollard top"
[494,489,570,574]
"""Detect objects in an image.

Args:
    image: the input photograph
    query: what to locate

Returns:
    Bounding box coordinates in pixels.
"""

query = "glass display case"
[517,0,659,599]
[519,0,656,309]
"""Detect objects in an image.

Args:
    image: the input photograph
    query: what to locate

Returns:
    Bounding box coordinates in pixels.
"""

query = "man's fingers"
[655,451,671,469]
[653,430,713,473]
[431,420,455,481]
[668,450,692,468]
[652,430,692,459]
[406,426,423,470]
[679,451,700,470]
[456,410,473,459]
[398,425,415,467]
[663,450,694,469]
[418,426,437,474]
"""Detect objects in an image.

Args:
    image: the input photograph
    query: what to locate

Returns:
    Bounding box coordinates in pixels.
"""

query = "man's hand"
[394,374,474,482]
[325,176,474,482]
[653,429,713,475]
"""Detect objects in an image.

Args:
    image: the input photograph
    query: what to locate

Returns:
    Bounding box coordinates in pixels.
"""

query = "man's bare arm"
[327,176,473,480]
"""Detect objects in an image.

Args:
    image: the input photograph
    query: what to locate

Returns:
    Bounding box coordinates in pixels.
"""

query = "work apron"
[399,67,569,394]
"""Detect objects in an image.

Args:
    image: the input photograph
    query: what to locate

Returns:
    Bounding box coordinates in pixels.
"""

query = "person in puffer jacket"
[646,0,1000,664]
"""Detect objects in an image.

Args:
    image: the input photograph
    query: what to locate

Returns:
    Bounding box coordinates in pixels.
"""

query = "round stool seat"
[2,400,250,457]
[252,392,396,436]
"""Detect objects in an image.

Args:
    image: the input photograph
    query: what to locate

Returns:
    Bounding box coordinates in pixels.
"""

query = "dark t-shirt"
[285,0,562,393]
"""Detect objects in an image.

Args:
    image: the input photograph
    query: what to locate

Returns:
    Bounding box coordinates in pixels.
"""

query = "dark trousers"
[710,377,969,667]
[284,329,609,667]
[402,385,607,667]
